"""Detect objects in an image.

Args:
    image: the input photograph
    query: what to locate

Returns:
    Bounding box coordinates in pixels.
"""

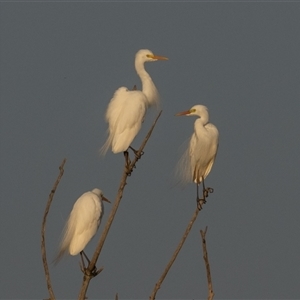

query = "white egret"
[176,105,219,209]
[54,188,110,267]
[101,49,168,168]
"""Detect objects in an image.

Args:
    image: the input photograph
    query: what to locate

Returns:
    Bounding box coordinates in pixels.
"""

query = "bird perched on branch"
[176,105,219,209]
[101,49,168,169]
[54,188,110,268]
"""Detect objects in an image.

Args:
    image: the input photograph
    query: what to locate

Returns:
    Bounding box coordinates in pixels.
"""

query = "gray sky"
[1,2,300,299]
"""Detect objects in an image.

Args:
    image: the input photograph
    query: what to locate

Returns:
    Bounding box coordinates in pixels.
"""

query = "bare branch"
[149,205,201,300]
[200,226,214,300]
[78,111,162,300]
[41,158,67,300]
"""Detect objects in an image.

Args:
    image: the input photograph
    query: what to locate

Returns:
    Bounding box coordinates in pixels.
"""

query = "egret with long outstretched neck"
[101,49,168,170]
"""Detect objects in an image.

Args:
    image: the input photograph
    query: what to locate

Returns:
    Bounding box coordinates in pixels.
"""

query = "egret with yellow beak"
[101,49,168,170]
[176,105,219,209]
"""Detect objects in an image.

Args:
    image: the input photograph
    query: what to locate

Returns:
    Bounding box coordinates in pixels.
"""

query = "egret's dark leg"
[79,250,91,273]
[82,250,91,264]
[129,146,144,159]
[123,150,132,175]
[83,250,97,274]
[80,250,97,275]
[80,250,91,270]
[202,178,214,198]
[202,178,208,199]
[196,177,214,210]
[80,251,86,270]
[196,180,204,210]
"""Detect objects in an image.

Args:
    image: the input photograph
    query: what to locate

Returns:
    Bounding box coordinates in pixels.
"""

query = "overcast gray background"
[1,1,300,299]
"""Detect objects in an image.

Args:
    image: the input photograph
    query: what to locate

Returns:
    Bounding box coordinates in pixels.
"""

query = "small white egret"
[101,49,168,169]
[176,105,219,209]
[54,188,110,267]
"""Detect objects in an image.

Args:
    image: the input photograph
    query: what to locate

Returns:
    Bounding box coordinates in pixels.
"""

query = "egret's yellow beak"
[175,110,190,116]
[148,54,168,60]
[102,196,111,203]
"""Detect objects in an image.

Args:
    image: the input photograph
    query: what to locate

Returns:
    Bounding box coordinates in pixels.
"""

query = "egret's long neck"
[194,117,209,137]
[135,60,159,108]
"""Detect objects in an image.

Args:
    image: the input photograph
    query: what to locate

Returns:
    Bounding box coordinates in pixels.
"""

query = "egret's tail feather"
[100,133,112,156]
[52,214,75,265]
[175,139,193,185]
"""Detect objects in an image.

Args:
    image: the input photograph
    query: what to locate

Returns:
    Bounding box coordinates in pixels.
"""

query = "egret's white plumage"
[101,49,168,154]
[176,105,219,184]
[54,188,110,264]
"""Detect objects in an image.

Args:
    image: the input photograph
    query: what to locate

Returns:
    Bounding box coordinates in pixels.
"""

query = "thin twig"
[41,158,67,300]
[78,111,162,300]
[200,226,214,300]
[149,204,202,300]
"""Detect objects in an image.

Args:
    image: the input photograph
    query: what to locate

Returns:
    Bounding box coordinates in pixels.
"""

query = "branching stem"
[149,205,201,300]
[41,158,67,300]
[200,227,214,300]
[78,111,162,300]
